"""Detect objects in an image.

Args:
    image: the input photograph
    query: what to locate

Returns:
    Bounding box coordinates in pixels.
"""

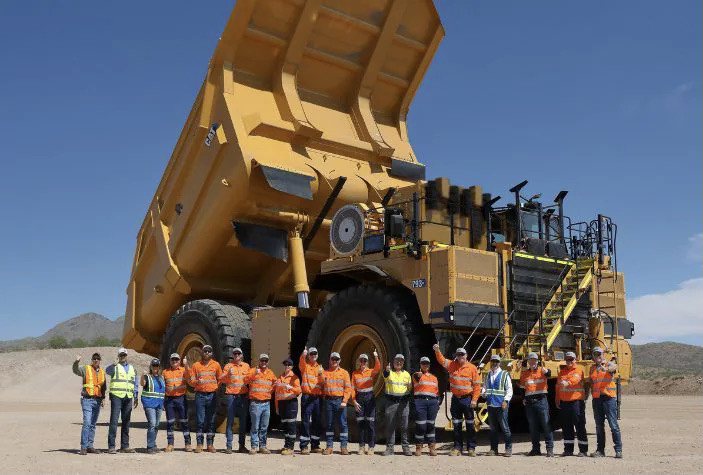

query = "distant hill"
[0,313,124,351]
[632,342,703,377]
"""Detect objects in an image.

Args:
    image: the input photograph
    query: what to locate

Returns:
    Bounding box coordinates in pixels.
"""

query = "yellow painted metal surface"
[124,0,444,351]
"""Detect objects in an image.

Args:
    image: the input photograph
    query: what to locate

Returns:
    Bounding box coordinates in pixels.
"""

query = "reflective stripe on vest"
[83,365,106,397]
[413,373,439,397]
[385,371,411,397]
[109,364,136,398]
[142,374,165,401]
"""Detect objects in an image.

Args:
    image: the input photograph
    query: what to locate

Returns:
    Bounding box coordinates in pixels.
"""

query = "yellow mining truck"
[123,0,634,431]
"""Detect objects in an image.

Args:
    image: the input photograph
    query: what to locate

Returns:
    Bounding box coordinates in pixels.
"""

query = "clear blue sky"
[0,1,700,344]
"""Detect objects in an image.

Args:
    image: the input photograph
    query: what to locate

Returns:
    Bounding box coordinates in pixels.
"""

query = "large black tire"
[160,299,252,432]
[306,284,432,444]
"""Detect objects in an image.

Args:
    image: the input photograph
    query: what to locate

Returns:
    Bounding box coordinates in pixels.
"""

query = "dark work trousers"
[108,395,133,450]
[195,391,217,447]
[487,406,512,451]
[413,396,439,445]
[525,395,554,452]
[560,399,588,454]
[165,395,191,446]
[385,396,409,450]
[355,391,376,448]
[279,398,298,449]
[300,394,322,450]
[449,395,476,450]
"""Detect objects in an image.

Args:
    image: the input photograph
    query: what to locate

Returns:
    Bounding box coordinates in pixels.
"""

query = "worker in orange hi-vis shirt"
[187,345,223,453]
[433,343,481,456]
[298,346,324,454]
[244,354,277,454]
[319,352,353,455]
[351,350,381,454]
[162,353,192,452]
[275,358,302,455]
[219,347,250,454]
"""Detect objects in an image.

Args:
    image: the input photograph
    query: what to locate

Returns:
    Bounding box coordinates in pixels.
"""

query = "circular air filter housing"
[330,204,365,256]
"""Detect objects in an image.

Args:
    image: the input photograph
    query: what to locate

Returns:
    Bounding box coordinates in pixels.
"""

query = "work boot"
[249,448,257,455]
[238,445,248,453]
[259,447,271,454]
[561,451,573,457]
[300,447,310,455]
[449,448,461,456]
[415,444,423,456]
[527,448,541,456]
[504,448,512,457]
[120,447,135,454]
[467,449,476,457]
[366,447,375,455]
[590,450,605,458]
[403,446,412,456]
[87,448,101,454]
[428,444,437,456]
[194,445,203,453]
[577,452,587,457]
[358,444,365,455]
[485,449,497,456]
[164,445,174,453]
[79,449,87,455]
[107,448,117,454]
[322,448,333,455]
[384,446,393,456]
[147,448,157,454]
[546,448,554,457]
[184,444,193,453]
[312,447,323,454]
[224,447,232,454]
[340,447,350,455]
[207,445,216,453]
[615,451,623,459]
[281,448,293,455]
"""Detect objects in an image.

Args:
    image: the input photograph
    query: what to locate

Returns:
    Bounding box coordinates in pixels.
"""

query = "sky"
[0,1,700,345]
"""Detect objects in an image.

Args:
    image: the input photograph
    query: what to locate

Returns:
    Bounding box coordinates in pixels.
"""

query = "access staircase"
[519,258,594,356]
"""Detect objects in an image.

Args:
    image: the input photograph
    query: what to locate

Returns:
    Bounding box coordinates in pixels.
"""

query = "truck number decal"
[411,279,426,288]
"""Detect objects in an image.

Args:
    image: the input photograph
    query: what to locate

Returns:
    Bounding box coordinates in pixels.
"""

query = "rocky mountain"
[0,313,124,351]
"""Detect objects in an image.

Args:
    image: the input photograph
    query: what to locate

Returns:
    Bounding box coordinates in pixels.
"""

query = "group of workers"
[73,343,622,458]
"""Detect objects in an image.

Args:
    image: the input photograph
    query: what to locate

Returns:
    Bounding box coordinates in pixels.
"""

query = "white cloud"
[687,233,703,262]
[628,278,703,344]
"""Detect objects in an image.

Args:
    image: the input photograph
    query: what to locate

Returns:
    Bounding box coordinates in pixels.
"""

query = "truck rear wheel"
[160,299,251,433]
[306,284,430,443]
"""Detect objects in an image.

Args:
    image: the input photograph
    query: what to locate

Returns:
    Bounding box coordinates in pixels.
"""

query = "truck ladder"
[519,258,594,355]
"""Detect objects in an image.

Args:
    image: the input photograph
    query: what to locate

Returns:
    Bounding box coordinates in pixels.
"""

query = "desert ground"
[0,347,700,474]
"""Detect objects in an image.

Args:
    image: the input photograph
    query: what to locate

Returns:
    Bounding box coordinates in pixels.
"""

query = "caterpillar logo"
[204,123,219,147]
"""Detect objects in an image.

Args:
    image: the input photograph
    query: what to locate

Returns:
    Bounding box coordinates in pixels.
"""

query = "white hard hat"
[394,353,405,360]
[330,352,341,359]
[527,352,539,360]
[490,354,501,362]
[259,353,269,360]
[358,353,369,360]
[308,347,318,354]
[592,346,603,354]
[565,351,576,359]
[420,356,431,363]
[169,353,180,359]
[455,347,467,355]
[118,348,128,356]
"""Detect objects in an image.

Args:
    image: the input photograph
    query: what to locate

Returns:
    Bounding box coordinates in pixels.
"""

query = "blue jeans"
[108,395,132,450]
[324,398,348,449]
[487,406,512,451]
[225,394,249,449]
[164,395,191,446]
[449,395,476,450]
[592,396,622,453]
[195,391,217,446]
[279,398,298,449]
[80,397,101,449]
[300,394,322,449]
[413,396,439,444]
[249,400,271,449]
[525,396,553,451]
[355,392,376,447]
[144,407,162,449]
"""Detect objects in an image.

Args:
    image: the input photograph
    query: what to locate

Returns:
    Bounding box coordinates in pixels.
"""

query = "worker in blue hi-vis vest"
[141,358,166,453]
[481,354,513,457]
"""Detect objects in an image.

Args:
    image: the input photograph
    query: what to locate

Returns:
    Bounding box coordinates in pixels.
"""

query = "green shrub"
[48,335,69,349]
